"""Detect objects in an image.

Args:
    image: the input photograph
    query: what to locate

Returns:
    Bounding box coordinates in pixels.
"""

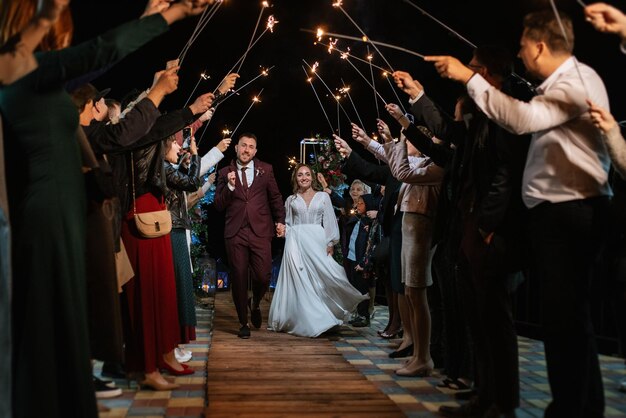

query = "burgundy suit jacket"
[214,158,285,239]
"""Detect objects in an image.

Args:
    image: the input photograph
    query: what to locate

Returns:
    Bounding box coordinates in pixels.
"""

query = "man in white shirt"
[422,9,610,418]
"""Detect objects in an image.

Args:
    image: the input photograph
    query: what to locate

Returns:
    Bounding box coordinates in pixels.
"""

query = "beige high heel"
[138,376,180,391]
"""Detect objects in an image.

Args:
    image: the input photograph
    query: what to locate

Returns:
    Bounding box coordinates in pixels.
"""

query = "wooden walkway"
[205,291,405,417]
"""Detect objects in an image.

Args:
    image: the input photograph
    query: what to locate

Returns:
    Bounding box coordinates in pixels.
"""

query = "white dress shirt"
[466,56,612,208]
[227,160,255,191]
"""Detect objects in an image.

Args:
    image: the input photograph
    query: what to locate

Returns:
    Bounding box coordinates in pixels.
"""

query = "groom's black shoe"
[238,325,251,339]
[249,297,262,329]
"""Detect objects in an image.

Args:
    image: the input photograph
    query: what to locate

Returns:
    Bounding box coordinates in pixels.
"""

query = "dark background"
[70,0,626,197]
[70,0,626,351]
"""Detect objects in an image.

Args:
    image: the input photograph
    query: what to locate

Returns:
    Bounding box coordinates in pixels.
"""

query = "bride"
[268,163,368,337]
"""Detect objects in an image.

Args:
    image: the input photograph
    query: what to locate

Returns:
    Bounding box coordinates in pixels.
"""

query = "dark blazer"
[214,158,285,239]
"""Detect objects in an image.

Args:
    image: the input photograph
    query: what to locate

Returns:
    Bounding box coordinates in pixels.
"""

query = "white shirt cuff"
[227,183,235,192]
[466,73,491,99]
[408,90,425,105]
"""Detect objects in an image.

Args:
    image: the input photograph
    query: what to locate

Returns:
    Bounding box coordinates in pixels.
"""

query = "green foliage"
[309,135,346,188]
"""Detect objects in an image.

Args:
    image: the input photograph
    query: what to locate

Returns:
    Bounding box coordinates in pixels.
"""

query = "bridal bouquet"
[310,135,346,188]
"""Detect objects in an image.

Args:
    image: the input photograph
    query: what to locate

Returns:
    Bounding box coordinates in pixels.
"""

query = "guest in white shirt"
[422,9,609,418]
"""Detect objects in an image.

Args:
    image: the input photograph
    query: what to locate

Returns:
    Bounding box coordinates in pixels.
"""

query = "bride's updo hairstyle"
[291,163,323,194]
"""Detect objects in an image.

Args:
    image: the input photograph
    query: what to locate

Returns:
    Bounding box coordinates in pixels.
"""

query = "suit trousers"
[458,218,520,411]
[530,196,608,418]
[225,225,272,326]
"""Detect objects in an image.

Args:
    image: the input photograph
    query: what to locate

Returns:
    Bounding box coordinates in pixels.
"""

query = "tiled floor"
[97,302,213,418]
[332,307,626,418]
[97,295,626,417]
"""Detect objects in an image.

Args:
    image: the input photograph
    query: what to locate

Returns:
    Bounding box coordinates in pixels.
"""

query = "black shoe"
[455,388,478,400]
[439,397,486,417]
[94,377,122,399]
[388,344,414,359]
[351,316,370,327]
[248,297,262,329]
[101,362,126,380]
[238,324,251,339]
[482,405,517,418]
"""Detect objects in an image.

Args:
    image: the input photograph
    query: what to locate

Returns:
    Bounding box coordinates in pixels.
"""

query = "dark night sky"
[70,0,626,197]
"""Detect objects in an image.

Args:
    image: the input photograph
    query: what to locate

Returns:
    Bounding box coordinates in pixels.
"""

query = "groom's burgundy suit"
[214,158,285,327]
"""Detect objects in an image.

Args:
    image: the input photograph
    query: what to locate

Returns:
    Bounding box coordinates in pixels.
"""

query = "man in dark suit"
[214,133,285,338]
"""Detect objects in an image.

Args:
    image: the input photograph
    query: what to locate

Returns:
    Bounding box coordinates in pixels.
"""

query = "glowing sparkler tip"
[253,96,261,103]
[312,62,319,73]
[307,77,313,83]
[382,71,388,77]
[362,36,368,42]
[327,38,338,54]
[332,0,342,8]
[266,15,278,32]
[222,129,231,135]
[316,28,324,42]
[367,54,373,61]
[262,1,269,7]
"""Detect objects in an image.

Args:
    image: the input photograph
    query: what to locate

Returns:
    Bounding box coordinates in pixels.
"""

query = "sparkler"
[230,89,264,139]
[576,0,587,7]
[400,0,536,94]
[218,66,274,106]
[382,71,407,114]
[338,52,388,106]
[214,15,279,94]
[340,80,365,129]
[315,40,391,73]
[302,66,334,133]
[287,155,298,170]
[367,47,380,119]
[222,128,231,138]
[236,1,270,74]
[304,28,425,60]
[548,0,589,98]
[332,0,396,72]
[183,71,210,108]
[178,1,223,68]
[302,60,353,124]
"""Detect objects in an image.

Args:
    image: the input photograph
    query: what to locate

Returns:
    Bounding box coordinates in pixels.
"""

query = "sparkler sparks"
[267,15,278,32]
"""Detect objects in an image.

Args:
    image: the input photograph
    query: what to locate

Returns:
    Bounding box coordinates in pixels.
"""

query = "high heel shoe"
[388,344,414,359]
[138,377,180,391]
[160,361,195,376]
[395,359,434,377]
[380,329,402,339]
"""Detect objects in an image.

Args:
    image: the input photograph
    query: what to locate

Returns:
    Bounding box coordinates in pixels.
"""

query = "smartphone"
[182,127,192,150]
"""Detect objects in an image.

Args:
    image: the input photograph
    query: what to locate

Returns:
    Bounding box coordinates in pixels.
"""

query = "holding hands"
[227,171,237,188]
[276,223,286,238]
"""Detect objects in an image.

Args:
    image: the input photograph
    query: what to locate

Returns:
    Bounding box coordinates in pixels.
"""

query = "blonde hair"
[350,179,371,195]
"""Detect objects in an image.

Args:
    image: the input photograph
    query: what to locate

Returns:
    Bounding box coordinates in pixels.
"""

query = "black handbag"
[373,236,391,264]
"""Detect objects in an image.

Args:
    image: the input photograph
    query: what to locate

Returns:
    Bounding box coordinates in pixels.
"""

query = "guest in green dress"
[0,1,215,416]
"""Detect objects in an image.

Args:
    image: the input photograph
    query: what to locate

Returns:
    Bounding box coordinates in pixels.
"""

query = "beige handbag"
[131,153,172,238]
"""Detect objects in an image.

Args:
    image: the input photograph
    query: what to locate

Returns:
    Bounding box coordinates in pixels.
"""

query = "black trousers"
[458,219,519,412]
[530,197,608,418]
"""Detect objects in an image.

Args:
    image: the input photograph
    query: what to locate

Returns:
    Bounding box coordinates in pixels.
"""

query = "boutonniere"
[255,168,265,177]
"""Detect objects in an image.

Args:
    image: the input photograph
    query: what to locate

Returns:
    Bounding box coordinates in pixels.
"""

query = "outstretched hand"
[333,134,352,158]
[584,2,626,39]
[351,123,372,147]
[424,56,474,84]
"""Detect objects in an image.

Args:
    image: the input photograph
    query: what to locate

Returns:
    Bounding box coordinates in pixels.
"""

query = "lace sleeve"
[321,192,340,246]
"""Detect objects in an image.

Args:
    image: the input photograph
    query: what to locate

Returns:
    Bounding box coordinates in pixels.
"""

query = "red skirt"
[121,193,180,373]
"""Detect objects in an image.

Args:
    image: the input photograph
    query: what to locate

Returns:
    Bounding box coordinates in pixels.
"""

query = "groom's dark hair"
[238,132,258,144]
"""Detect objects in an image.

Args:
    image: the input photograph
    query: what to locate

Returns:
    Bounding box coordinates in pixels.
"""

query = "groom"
[214,133,285,338]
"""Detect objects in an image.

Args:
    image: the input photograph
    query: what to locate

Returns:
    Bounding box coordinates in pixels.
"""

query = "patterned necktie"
[241,166,248,190]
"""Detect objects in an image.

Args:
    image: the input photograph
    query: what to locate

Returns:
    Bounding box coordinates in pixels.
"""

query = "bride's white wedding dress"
[268,191,367,337]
